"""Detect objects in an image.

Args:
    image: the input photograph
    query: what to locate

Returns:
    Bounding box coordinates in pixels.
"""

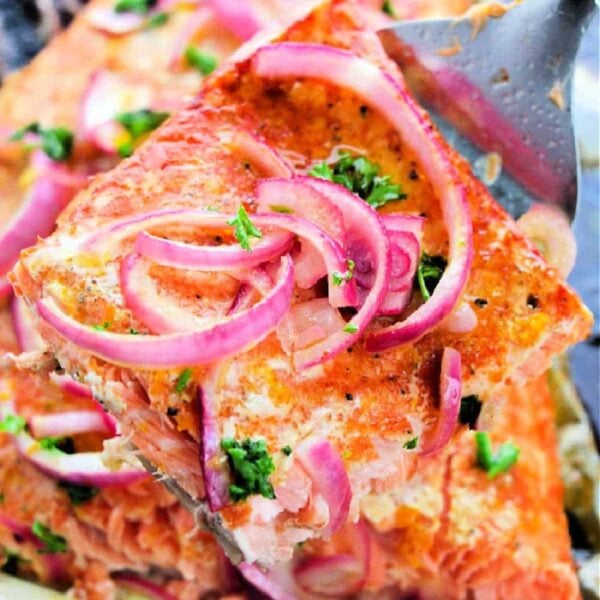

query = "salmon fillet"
[10,0,591,564]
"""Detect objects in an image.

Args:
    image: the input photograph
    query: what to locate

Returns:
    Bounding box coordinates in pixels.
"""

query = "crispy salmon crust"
[11,0,592,563]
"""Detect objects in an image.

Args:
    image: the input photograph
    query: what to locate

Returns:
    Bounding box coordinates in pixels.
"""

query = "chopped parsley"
[382,0,395,16]
[174,368,193,394]
[31,522,68,554]
[0,415,26,435]
[221,438,276,502]
[343,323,358,334]
[93,321,111,331]
[403,436,418,450]
[59,482,99,506]
[416,252,446,301]
[113,109,169,157]
[332,259,356,287]
[39,437,63,451]
[145,11,169,29]
[474,432,520,479]
[459,395,482,429]
[227,206,263,251]
[9,122,74,161]
[185,46,218,75]
[114,0,156,14]
[309,151,406,209]
[281,445,292,456]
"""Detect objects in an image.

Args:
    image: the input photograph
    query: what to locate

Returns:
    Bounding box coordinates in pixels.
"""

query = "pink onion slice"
[197,382,229,511]
[113,573,178,600]
[38,255,294,368]
[295,437,351,537]
[168,6,213,69]
[517,203,577,278]
[85,8,145,35]
[256,178,348,293]
[28,410,115,439]
[0,152,78,277]
[11,296,46,352]
[238,562,297,600]
[376,287,413,316]
[135,228,293,271]
[420,347,462,455]
[228,130,294,178]
[0,276,11,300]
[206,0,267,40]
[291,178,390,370]
[48,372,94,399]
[294,554,363,597]
[251,43,472,350]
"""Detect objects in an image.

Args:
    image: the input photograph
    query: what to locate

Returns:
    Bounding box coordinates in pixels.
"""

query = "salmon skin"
[10,0,592,571]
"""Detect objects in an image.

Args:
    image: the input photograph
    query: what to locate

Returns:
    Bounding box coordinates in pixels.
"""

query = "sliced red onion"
[113,573,178,600]
[48,372,93,399]
[294,555,363,597]
[28,410,115,439]
[0,152,78,278]
[276,298,346,354]
[420,347,462,455]
[85,8,145,35]
[290,178,390,370]
[377,287,413,316]
[135,228,293,271]
[517,203,577,278]
[251,43,472,350]
[0,277,11,300]
[206,0,267,40]
[295,437,351,536]
[238,562,297,600]
[196,383,229,511]
[256,178,348,293]
[11,296,46,352]
[228,130,293,177]
[0,514,69,581]
[38,255,294,368]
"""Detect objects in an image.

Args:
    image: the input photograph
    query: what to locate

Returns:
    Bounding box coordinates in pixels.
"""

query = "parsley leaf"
[309,151,406,209]
[474,432,520,479]
[459,395,482,429]
[185,46,218,75]
[145,11,169,29]
[38,437,65,452]
[114,0,156,14]
[59,482,99,506]
[174,368,193,394]
[416,252,446,300]
[382,0,395,16]
[31,522,68,554]
[93,321,111,331]
[343,323,358,334]
[0,415,26,435]
[116,109,169,139]
[227,206,263,251]
[221,438,276,502]
[331,259,355,287]
[9,122,73,161]
[403,436,418,450]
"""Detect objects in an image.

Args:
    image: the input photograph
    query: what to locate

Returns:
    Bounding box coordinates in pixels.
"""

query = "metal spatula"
[378,0,597,221]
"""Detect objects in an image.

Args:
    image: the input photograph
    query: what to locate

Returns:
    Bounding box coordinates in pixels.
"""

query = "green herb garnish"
[9,122,73,161]
[331,259,355,287]
[185,46,218,75]
[116,109,169,139]
[145,11,169,29]
[459,395,482,429]
[474,432,520,479]
[31,522,68,554]
[403,436,418,450]
[114,0,156,14]
[416,252,446,301]
[59,482,99,506]
[38,437,64,452]
[0,415,26,435]
[93,321,111,331]
[221,438,276,502]
[309,151,406,209]
[227,206,263,251]
[175,368,193,394]
[343,323,358,334]
[382,0,395,16]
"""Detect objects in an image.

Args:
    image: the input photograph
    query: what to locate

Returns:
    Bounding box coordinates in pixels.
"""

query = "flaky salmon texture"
[11,0,591,574]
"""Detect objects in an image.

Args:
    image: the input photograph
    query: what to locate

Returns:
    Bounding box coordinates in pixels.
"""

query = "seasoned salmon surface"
[11,0,591,565]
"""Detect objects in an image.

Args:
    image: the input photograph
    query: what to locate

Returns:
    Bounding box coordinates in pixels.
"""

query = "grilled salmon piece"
[10,0,591,565]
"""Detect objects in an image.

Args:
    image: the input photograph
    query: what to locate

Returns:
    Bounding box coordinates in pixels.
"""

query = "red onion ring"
[250,43,472,350]
[135,228,293,271]
[38,255,294,368]
[238,562,297,600]
[420,347,462,455]
[48,372,94,399]
[295,437,351,537]
[11,296,46,352]
[205,0,267,40]
[28,410,115,439]
[112,573,178,600]
[228,130,294,177]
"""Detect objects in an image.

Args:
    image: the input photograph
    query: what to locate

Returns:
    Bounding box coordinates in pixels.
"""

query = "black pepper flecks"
[166,407,179,417]
[527,293,540,309]
[474,298,488,308]
[345,393,354,401]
